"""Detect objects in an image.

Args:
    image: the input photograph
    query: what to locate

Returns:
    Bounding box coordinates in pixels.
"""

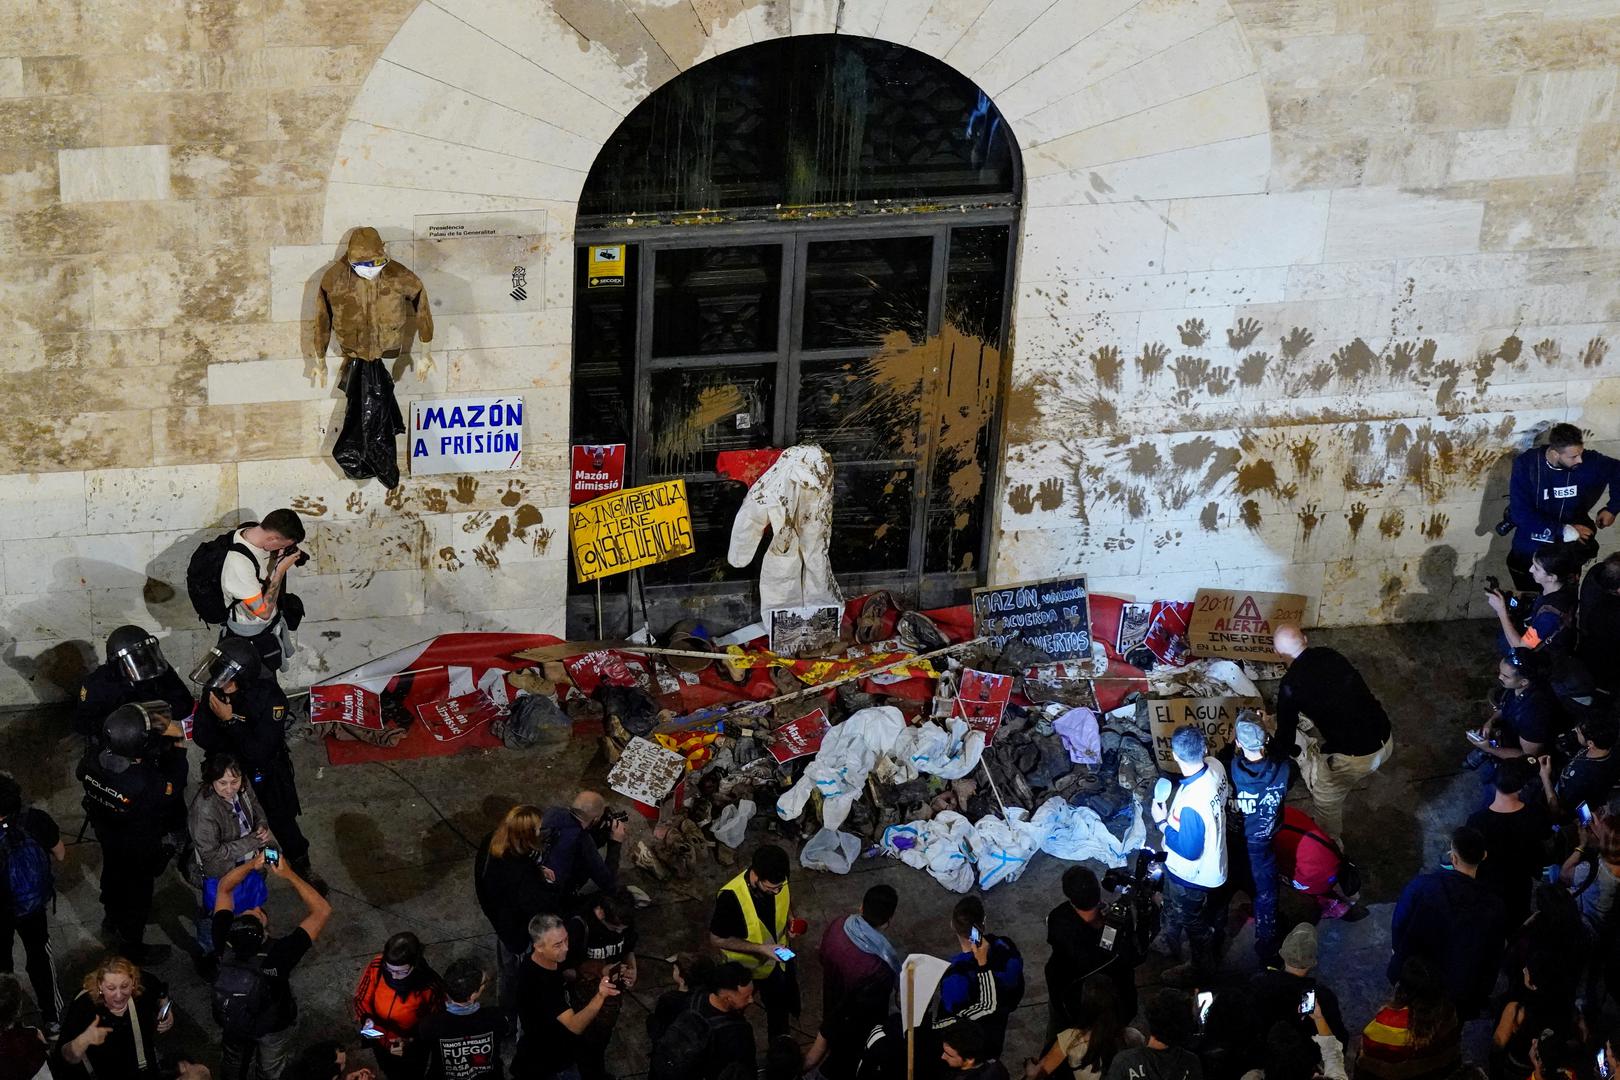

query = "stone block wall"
[1,0,1617,704]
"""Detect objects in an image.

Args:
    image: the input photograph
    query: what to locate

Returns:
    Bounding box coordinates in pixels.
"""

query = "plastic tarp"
[1029,795,1147,867]
[967,809,1043,890]
[333,358,405,488]
[776,706,906,831]
[711,799,756,848]
[891,715,986,781]
[801,827,864,873]
[880,811,978,893]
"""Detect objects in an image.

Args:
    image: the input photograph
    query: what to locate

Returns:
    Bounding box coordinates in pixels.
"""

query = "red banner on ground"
[309,684,384,730]
[770,708,830,763]
[415,691,505,742]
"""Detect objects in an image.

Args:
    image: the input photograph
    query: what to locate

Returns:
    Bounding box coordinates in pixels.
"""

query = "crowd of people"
[2,426,1620,1080]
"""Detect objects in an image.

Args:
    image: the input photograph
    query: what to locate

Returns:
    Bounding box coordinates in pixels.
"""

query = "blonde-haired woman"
[56,956,172,1079]
[474,804,557,1020]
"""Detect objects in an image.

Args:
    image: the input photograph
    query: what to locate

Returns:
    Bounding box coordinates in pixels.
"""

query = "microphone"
[1152,777,1173,805]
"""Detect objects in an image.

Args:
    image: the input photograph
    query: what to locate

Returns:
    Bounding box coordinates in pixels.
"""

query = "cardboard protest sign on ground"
[1146,696,1264,771]
[955,669,1013,743]
[770,709,830,763]
[971,575,1090,660]
[309,684,384,730]
[1186,588,1308,662]
[569,479,694,582]
[415,691,505,742]
[607,736,688,806]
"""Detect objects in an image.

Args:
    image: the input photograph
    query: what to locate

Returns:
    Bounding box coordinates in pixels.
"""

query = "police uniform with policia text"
[77,702,189,962]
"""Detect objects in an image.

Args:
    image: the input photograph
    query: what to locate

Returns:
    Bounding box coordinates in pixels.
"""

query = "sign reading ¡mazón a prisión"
[409,395,524,475]
[569,479,695,582]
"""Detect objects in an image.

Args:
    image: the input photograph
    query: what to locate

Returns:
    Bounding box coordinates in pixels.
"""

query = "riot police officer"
[75,625,196,748]
[77,701,189,963]
[190,639,323,890]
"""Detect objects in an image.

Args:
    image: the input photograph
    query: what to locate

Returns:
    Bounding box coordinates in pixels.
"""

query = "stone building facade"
[2,0,1617,703]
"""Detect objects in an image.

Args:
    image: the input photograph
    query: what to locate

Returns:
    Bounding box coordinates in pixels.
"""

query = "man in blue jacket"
[542,791,625,906]
[1507,423,1619,590]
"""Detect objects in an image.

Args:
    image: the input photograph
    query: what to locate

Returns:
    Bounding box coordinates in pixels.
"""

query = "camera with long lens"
[592,807,630,844]
[1101,847,1167,956]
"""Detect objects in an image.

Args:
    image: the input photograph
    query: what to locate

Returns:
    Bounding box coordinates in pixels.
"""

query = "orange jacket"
[351,955,444,1039]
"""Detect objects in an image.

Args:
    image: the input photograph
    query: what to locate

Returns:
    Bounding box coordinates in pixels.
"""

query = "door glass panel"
[796,356,922,460]
[924,225,1008,573]
[571,244,639,445]
[653,245,781,357]
[641,480,761,586]
[801,236,933,349]
[829,466,914,573]
[647,365,776,476]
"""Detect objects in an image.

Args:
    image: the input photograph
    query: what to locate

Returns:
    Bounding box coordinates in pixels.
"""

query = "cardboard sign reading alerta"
[1146,696,1264,771]
[569,480,694,582]
[1186,588,1308,662]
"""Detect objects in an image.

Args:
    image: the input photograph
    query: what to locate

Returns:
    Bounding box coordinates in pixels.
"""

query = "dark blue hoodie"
[1509,446,1620,554]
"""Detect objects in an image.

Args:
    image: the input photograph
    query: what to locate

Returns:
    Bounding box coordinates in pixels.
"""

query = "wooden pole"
[906,961,916,1080]
[651,635,994,736]
[595,578,604,639]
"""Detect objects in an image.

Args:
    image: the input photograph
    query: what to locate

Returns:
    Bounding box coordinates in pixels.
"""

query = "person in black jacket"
[541,792,624,904]
[75,626,195,750]
[474,805,557,1024]
[190,638,321,890]
[77,702,189,964]
[1389,826,1506,1018]
[1228,711,1294,965]
[1044,867,1136,1039]
[419,957,504,1080]
[1271,624,1393,839]
[1579,554,1620,697]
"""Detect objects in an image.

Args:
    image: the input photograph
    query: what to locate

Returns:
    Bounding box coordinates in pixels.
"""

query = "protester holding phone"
[565,890,639,1080]
[188,752,277,956]
[352,932,445,1080]
[934,896,1026,1060]
[516,914,620,1080]
[56,955,172,1079]
[1249,925,1349,1047]
[709,844,801,1040]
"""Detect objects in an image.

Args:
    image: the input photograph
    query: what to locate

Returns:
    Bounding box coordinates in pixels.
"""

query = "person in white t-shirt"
[221,509,306,672]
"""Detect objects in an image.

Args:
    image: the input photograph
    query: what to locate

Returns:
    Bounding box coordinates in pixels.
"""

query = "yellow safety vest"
[717,870,790,979]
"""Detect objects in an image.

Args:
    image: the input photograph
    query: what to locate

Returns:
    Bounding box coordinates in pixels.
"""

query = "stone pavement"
[0,619,1497,1072]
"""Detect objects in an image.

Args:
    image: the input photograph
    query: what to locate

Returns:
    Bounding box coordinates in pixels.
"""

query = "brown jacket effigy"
[314,226,434,360]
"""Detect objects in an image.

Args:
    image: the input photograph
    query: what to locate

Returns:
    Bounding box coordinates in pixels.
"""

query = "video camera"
[591,806,630,844]
[1101,848,1167,956]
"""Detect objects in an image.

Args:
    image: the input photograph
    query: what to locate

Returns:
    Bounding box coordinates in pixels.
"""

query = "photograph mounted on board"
[768,604,843,658]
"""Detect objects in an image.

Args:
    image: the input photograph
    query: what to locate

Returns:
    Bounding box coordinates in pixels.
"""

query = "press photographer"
[78,702,190,963]
[1046,863,1152,1040]
[542,790,627,907]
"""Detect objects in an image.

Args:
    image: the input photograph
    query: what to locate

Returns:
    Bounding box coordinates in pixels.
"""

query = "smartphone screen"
[1196,991,1213,1026]
[1597,1049,1610,1079]
[1299,989,1316,1015]
[773,946,795,962]
[264,846,281,866]
[1579,803,1594,827]
[158,999,172,1021]
[969,926,981,945]
[360,1019,384,1038]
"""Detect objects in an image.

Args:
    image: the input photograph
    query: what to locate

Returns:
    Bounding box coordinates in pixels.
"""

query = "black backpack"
[213,948,278,1039]
[186,525,258,625]
[648,997,737,1080]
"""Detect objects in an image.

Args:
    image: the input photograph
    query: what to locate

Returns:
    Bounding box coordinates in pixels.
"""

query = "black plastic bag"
[333,358,405,488]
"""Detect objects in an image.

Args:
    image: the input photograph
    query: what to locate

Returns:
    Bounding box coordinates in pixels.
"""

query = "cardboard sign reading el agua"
[410,396,524,475]
[569,479,695,582]
[1146,696,1264,771]
[1186,588,1307,662]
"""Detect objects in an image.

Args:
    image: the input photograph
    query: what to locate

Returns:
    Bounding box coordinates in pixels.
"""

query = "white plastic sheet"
[776,707,906,831]
[891,715,986,781]
[1028,795,1146,867]
[968,809,1042,890]
[711,799,756,848]
[801,826,864,873]
[880,810,977,893]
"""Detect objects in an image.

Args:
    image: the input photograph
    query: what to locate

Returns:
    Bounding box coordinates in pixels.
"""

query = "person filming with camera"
[1151,725,1229,988]
[542,791,626,906]
[1046,867,1140,1039]
[217,508,309,676]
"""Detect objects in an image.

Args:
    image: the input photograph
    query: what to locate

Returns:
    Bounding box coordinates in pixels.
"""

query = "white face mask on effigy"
[352,262,384,280]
